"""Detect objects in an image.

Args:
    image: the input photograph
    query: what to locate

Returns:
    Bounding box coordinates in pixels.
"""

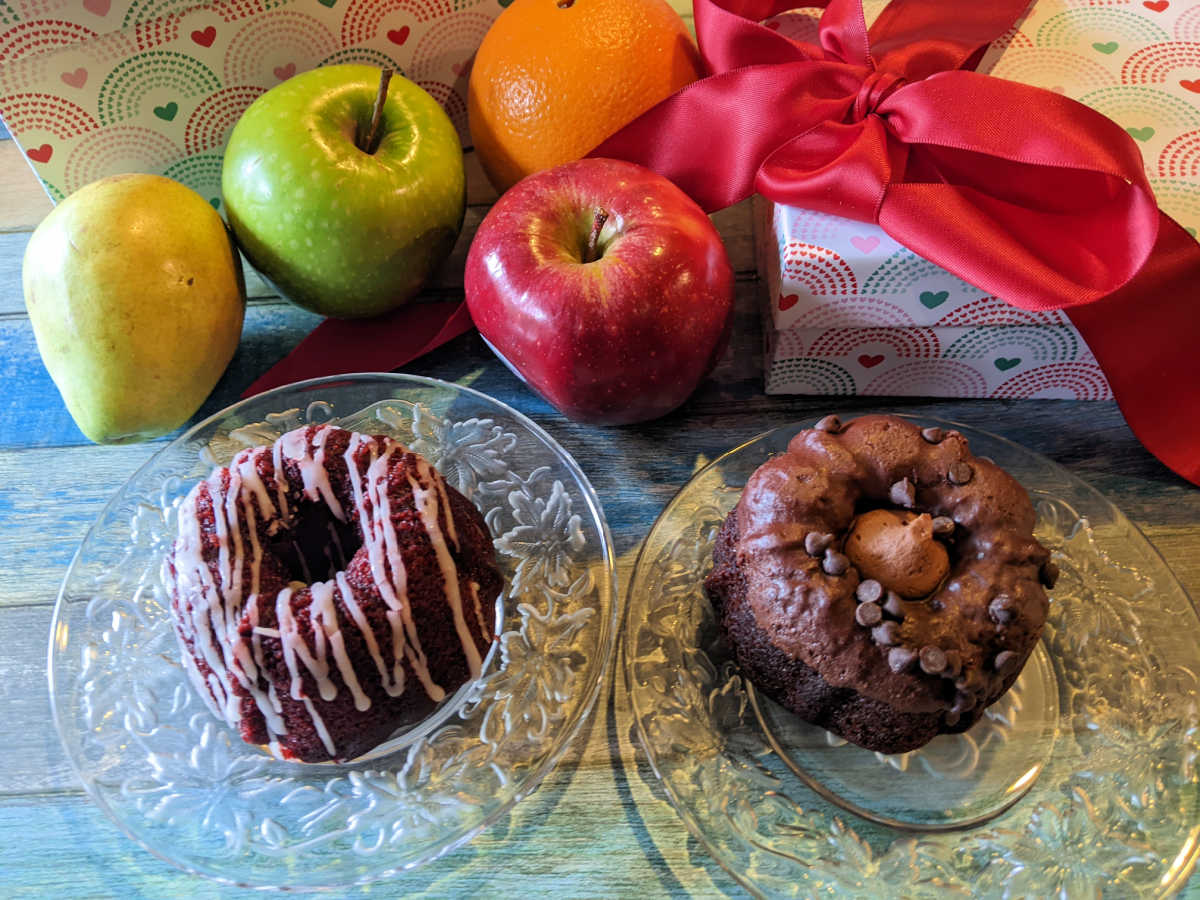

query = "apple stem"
[361,68,394,155]
[583,209,608,263]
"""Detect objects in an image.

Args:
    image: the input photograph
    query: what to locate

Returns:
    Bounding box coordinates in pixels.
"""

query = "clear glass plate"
[49,373,617,891]
[624,413,1200,899]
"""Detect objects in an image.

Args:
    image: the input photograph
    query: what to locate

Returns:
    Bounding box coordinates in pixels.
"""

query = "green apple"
[22,174,246,444]
[221,65,466,318]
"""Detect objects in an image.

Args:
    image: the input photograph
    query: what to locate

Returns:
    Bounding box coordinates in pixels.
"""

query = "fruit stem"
[361,68,393,155]
[583,209,608,263]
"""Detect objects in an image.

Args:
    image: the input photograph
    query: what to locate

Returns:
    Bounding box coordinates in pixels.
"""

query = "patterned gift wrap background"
[760,0,1200,399]
[756,199,1114,399]
[0,0,504,207]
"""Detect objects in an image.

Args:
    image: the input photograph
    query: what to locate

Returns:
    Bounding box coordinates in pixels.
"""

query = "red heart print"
[191,25,216,47]
[850,235,880,254]
[26,143,53,163]
[1143,0,1168,10]
[274,62,296,81]
[858,353,884,368]
[451,57,473,77]
[778,293,799,311]
[83,0,110,15]
[1181,78,1200,94]
[387,26,411,46]
[61,67,88,88]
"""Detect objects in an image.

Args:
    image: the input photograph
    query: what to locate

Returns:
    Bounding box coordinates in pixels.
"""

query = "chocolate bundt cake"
[704,414,1056,755]
[165,424,502,763]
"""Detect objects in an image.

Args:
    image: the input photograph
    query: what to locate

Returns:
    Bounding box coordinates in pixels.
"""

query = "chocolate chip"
[889,477,916,507]
[951,691,976,714]
[931,516,955,536]
[855,601,883,627]
[944,709,961,727]
[823,549,850,576]
[994,650,1018,673]
[948,462,973,485]
[921,426,944,443]
[882,590,905,620]
[989,594,1016,624]
[887,646,917,672]
[814,414,842,433]
[804,531,834,556]
[855,578,883,604]
[955,669,984,692]
[919,645,947,674]
[1040,561,1060,589]
[873,621,901,646]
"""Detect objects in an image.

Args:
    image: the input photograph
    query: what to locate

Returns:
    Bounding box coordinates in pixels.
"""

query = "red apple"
[464,158,735,425]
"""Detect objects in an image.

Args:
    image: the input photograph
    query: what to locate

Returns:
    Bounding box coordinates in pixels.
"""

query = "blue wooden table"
[1,138,1198,898]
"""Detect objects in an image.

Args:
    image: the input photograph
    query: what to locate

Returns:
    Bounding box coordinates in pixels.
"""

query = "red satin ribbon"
[243,300,474,397]
[592,0,1200,485]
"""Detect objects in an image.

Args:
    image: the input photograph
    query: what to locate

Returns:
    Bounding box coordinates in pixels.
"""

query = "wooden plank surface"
[2,130,1199,900]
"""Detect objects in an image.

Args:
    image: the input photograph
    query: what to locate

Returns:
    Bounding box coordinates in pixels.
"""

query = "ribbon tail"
[1065,215,1200,486]
[866,0,1031,78]
[241,300,475,398]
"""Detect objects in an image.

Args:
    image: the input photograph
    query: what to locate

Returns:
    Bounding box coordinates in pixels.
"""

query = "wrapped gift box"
[0,0,498,204]
[759,0,1200,398]
[756,199,1114,399]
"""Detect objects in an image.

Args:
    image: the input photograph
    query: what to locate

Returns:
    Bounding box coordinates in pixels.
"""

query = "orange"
[467,0,704,194]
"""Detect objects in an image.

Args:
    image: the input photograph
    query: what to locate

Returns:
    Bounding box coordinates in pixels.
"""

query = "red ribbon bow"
[591,0,1200,485]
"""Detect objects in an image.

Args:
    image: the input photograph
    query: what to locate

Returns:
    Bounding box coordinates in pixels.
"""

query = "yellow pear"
[22,174,246,443]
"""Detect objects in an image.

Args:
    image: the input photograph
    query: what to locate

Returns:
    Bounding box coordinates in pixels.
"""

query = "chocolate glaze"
[704,414,1051,753]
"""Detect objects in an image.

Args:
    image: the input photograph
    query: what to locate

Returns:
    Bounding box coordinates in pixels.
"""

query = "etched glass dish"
[49,373,617,890]
[625,414,1200,898]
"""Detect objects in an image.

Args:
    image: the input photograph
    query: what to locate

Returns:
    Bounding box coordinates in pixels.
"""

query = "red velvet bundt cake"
[704,414,1056,755]
[165,424,502,763]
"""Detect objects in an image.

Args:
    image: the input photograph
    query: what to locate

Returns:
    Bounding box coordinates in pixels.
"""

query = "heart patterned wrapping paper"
[0,0,500,207]
[758,0,1200,399]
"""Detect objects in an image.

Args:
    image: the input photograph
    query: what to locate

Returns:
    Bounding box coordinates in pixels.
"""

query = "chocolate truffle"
[844,509,950,599]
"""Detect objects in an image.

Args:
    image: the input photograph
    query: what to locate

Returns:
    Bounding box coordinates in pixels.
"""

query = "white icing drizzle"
[233,446,278,523]
[429,462,460,551]
[373,449,446,701]
[342,434,410,696]
[301,695,337,759]
[311,578,371,711]
[272,438,290,522]
[164,424,489,761]
[279,426,346,522]
[335,570,405,698]
[275,585,314,701]
[236,592,287,739]
[174,482,238,720]
[409,456,482,679]
[345,438,447,702]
